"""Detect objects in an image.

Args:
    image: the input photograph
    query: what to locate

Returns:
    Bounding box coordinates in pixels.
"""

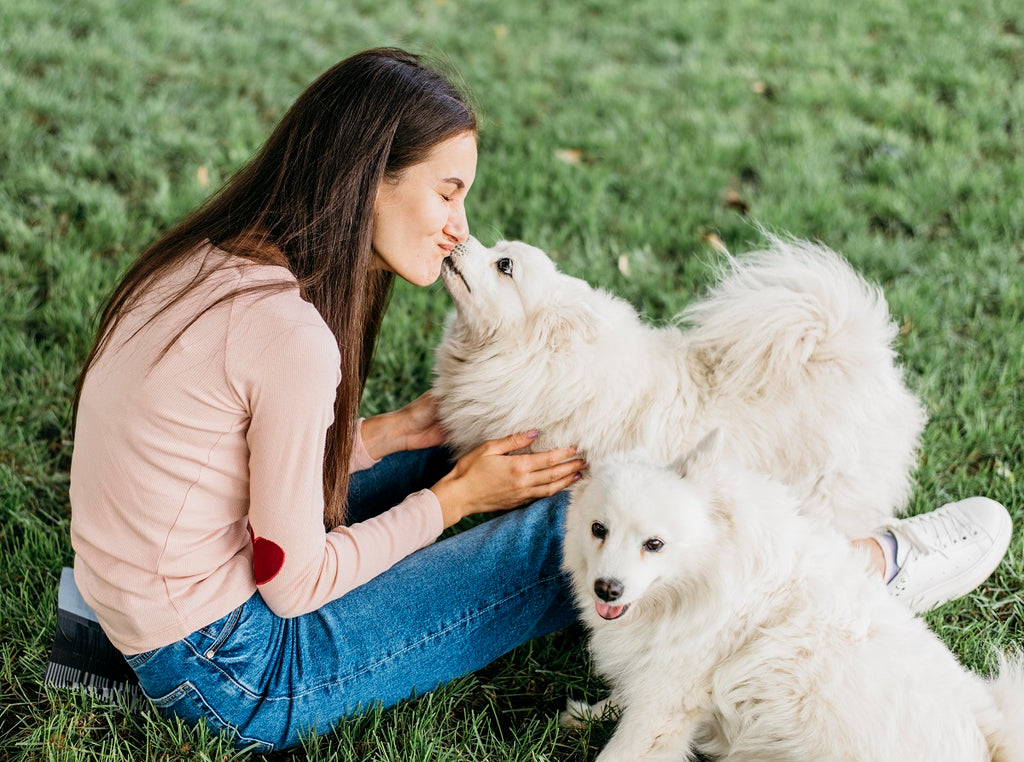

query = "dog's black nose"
[451,242,467,257]
[594,578,623,602]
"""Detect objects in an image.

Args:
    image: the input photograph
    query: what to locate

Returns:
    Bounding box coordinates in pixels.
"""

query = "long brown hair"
[74,48,477,528]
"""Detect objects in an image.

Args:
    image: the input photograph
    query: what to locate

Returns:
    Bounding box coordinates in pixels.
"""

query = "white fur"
[434,235,926,537]
[562,433,1024,762]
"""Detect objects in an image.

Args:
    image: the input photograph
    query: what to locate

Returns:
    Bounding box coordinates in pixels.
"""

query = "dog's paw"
[559,698,594,729]
[560,695,620,729]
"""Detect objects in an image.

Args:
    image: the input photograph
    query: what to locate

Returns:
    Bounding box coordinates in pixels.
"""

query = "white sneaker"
[884,497,1012,614]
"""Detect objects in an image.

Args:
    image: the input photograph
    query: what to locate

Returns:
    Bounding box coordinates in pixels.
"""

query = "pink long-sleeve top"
[70,244,443,654]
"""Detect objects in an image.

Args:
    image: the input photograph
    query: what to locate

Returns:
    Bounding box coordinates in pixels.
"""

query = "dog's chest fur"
[434,315,699,461]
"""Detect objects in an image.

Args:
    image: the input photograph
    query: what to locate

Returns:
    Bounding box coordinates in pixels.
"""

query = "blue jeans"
[125,448,576,751]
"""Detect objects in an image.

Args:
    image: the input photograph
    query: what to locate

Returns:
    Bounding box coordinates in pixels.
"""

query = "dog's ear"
[674,429,724,479]
[534,280,602,350]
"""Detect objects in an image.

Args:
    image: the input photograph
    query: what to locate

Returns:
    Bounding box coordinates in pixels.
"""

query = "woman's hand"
[361,391,446,460]
[430,431,586,528]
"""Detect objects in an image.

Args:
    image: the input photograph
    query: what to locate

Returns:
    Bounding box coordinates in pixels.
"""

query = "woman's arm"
[359,391,446,461]
[238,318,582,616]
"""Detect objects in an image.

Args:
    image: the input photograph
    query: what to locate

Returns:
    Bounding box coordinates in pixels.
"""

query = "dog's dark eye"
[591,522,607,540]
[496,257,514,276]
[642,538,664,553]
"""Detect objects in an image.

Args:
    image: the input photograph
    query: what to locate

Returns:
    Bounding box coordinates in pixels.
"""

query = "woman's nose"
[444,201,469,243]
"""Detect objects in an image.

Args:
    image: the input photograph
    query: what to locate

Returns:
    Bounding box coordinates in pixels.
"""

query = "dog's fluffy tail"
[987,653,1024,762]
[678,234,898,396]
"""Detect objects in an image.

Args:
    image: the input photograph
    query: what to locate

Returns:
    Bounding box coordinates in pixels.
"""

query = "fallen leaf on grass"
[555,148,585,165]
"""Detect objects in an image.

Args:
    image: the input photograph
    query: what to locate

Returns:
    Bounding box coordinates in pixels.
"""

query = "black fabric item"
[44,568,145,709]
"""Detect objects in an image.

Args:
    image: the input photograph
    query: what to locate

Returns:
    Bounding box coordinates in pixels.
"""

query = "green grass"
[2,0,1022,758]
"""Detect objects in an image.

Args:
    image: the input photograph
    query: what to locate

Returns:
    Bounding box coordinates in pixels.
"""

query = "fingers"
[523,467,584,500]
[524,444,583,469]
[462,431,586,506]
[481,431,585,478]
[549,458,587,485]
[487,429,541,454]
[484,430,580,462]
[513,453,587,495]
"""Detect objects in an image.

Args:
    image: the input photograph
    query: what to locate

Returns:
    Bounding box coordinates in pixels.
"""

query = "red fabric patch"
[248,525,285,585]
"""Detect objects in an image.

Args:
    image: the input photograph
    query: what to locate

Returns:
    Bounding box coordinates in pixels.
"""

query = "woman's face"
[371,130,478,286]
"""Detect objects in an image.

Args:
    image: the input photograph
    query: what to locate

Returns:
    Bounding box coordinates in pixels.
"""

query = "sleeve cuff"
[349,417,381,473]
[418,488,445,542]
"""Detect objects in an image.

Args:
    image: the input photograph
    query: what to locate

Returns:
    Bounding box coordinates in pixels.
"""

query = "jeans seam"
[124,648,158,669]
[175,680,275,752]
[290,569,566,700]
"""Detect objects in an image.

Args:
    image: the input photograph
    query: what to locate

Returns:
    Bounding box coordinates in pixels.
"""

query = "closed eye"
[496,257,514,276]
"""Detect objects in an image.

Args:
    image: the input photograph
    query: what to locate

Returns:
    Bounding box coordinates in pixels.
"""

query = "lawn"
[2,0,1022,759]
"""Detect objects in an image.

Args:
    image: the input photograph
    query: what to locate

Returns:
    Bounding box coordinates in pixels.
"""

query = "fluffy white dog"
[562,431,1024,762]
[434,236,925,537]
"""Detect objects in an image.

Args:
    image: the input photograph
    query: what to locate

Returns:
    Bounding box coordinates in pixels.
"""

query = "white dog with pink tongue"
[562,431,1024,762]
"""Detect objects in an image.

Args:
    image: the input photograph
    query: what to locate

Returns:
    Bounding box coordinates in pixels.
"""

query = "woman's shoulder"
[230,284,334,346]
[196,245,318,328]
[159,242,337,366]
[220,266,335,358]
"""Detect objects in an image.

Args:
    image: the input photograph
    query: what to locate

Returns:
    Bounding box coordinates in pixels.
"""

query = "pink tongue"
[595,601,628,620]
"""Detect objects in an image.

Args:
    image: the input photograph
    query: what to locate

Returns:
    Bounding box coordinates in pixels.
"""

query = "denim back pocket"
[194,604,243,660]
[150,680,274,753]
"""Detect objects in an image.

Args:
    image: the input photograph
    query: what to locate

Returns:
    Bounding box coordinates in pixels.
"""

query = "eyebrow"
[442,177,465,190]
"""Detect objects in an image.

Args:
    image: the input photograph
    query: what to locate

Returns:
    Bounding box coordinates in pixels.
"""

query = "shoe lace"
[896,510,975,555]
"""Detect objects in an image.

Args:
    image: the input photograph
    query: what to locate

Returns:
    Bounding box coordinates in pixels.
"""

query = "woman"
[70,47,1010,751]
[70,48,585,751]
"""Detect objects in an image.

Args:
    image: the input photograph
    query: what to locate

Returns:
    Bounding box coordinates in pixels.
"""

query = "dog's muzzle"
[442,254,471,293]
